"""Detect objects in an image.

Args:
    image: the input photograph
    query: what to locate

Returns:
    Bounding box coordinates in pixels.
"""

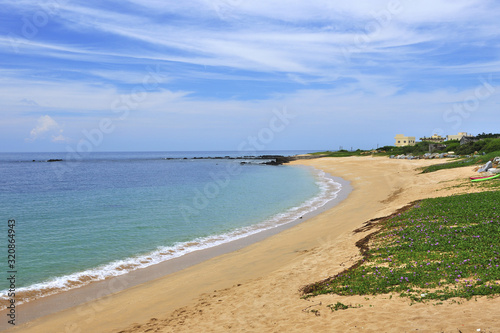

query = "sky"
[1,0,499,153]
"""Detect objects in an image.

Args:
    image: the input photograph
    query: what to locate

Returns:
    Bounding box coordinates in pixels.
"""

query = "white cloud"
[28,115,58,140]
[2,0,499,85]
[51,131,71,143]
[2,1,500,151]
[26,115,69,143]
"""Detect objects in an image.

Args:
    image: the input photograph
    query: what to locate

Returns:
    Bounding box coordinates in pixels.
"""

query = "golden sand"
[8,156,500,333]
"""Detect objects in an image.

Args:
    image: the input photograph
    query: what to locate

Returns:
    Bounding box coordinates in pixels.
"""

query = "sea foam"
[0,167,341,308]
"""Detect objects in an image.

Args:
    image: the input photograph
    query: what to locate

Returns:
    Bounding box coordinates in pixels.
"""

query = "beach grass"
[477,179,500,189]
[421,150,500,173]
[310,150,366,157]
[303,190,500,302]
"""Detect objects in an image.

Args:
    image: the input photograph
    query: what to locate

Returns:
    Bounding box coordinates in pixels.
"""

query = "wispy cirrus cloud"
[1,0,500,151]
[4,0,499,79]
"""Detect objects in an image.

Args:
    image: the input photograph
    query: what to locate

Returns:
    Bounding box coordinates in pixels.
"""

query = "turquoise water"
[0,151,341,304]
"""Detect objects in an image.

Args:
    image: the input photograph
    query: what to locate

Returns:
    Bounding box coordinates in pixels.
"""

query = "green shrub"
[482,138,500,153]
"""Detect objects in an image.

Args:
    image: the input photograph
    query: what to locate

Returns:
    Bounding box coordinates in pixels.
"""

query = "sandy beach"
[6,156,499,333]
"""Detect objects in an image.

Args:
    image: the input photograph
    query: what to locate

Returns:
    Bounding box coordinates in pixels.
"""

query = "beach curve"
[5,156,498,333]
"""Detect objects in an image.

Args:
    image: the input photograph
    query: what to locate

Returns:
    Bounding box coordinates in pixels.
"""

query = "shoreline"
[0,165,351,331]
[1,163,343,311]
[5,156,490,332]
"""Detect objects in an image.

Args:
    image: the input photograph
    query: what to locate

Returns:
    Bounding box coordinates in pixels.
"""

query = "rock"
[489,168,500,174]
[478,161,493,173]
[261,156,294,165]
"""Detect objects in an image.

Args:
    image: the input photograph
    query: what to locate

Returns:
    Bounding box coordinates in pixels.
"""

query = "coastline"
[5,156,493,332]
[0,164,350,331]
[0,163,342,311]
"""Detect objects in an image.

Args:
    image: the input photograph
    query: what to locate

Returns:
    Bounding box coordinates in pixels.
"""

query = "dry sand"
[6,156,499,333]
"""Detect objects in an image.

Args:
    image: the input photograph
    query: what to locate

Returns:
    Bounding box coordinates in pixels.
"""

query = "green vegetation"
[310,149,366,157]
[378,141,455,156]
[420,158,477,173]
[326,302,362,311]
[389,138,500,156]
[478,178,500,190]
[477,132,500,140]
[303,191,500,302]
[456,138,500,155]
[313,138,500,157]
[311,138,500,175]
[421,150,500,173]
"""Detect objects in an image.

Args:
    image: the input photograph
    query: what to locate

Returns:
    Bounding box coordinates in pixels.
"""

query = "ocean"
[0,151,342,305]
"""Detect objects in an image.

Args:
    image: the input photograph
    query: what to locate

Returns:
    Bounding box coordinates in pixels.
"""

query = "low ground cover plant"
[303,191,500,302]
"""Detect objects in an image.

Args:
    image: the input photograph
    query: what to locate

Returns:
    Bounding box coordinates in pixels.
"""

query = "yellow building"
[394,134,416,147]
[420,134,445,143]
[446,132,469,141]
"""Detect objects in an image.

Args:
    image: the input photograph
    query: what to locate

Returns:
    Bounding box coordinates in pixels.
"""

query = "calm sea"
[0,151,341,305]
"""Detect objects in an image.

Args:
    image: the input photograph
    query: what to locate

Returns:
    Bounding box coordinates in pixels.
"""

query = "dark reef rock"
[165,154,315,166]
[260,155,296,165]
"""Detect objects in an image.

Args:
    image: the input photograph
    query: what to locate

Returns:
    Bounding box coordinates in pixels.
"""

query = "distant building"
[447,132,470,141]
[420,134,445,143]
[394,134,416,147]
[460,135,479,145]
[429,143,447,153]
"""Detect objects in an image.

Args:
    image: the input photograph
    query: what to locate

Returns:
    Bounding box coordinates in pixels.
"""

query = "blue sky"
[1,0,499,152]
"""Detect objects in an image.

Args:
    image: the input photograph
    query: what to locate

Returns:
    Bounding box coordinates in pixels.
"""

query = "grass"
[478,179,500,190]
[421,150,500,173]
[421,158,477,173]
[326,302,362,311]
[308,149,499,176]
[310,150,366,157]
[302,191,500,303]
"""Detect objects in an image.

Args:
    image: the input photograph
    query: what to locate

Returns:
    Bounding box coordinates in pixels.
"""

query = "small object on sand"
[471,174,500,182]
[470,174,493,180]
